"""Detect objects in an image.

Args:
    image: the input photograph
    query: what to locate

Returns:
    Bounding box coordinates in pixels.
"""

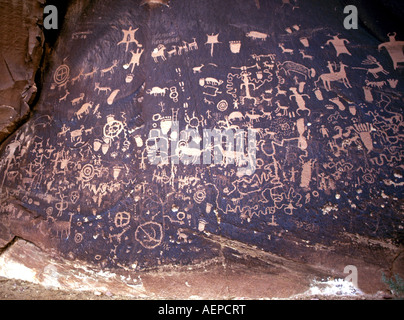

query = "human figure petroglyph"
[117,26,142,52]
[57,124,70,138]
[320,125,329,138]
[378,32,404,69]
[326,34,351,56]
[205,33,220,57]
[167,46,177,58]
[289,87,311,116]
[229,68,259,105]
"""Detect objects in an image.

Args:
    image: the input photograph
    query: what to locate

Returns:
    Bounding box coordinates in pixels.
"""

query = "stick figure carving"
[378,32,404,69]
[289,87,311,116]
[326,34,351,56]
[205,33,220,57]
[117,26,142,52]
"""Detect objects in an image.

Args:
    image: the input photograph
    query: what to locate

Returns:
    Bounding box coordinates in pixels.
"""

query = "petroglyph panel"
[0,0,403,271]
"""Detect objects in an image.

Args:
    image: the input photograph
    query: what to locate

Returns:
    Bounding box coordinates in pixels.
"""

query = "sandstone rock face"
[0,0,403,295]
[0,0,45,144]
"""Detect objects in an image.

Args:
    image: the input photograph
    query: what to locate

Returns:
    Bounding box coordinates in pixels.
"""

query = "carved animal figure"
[362,55,389,78]
[188,38,198,50]
[277,61,315,79]
[146,86,168,96]
[315,62,351,91]
[151,44,166,62]
[332,126,344,143]
[246,31,269,40]
[275,101,289,115]
[70,125,85,142]
[101,60,118,76]
[177,229,189,243]
[71,93,85,106]
[245,111,261,123]
[365,80,386,89]
[199,77,223,86]
[275,84,287,96]
[299,49,313,60]
[83,67,98,79]
[278,43,293,54]
[71,69,84,85]
[167,46,177,58]
[48,213,74,239]
[59,90,70,102]
[75,102,93,119]
[193,64,204,73]
[228,111,244,122]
